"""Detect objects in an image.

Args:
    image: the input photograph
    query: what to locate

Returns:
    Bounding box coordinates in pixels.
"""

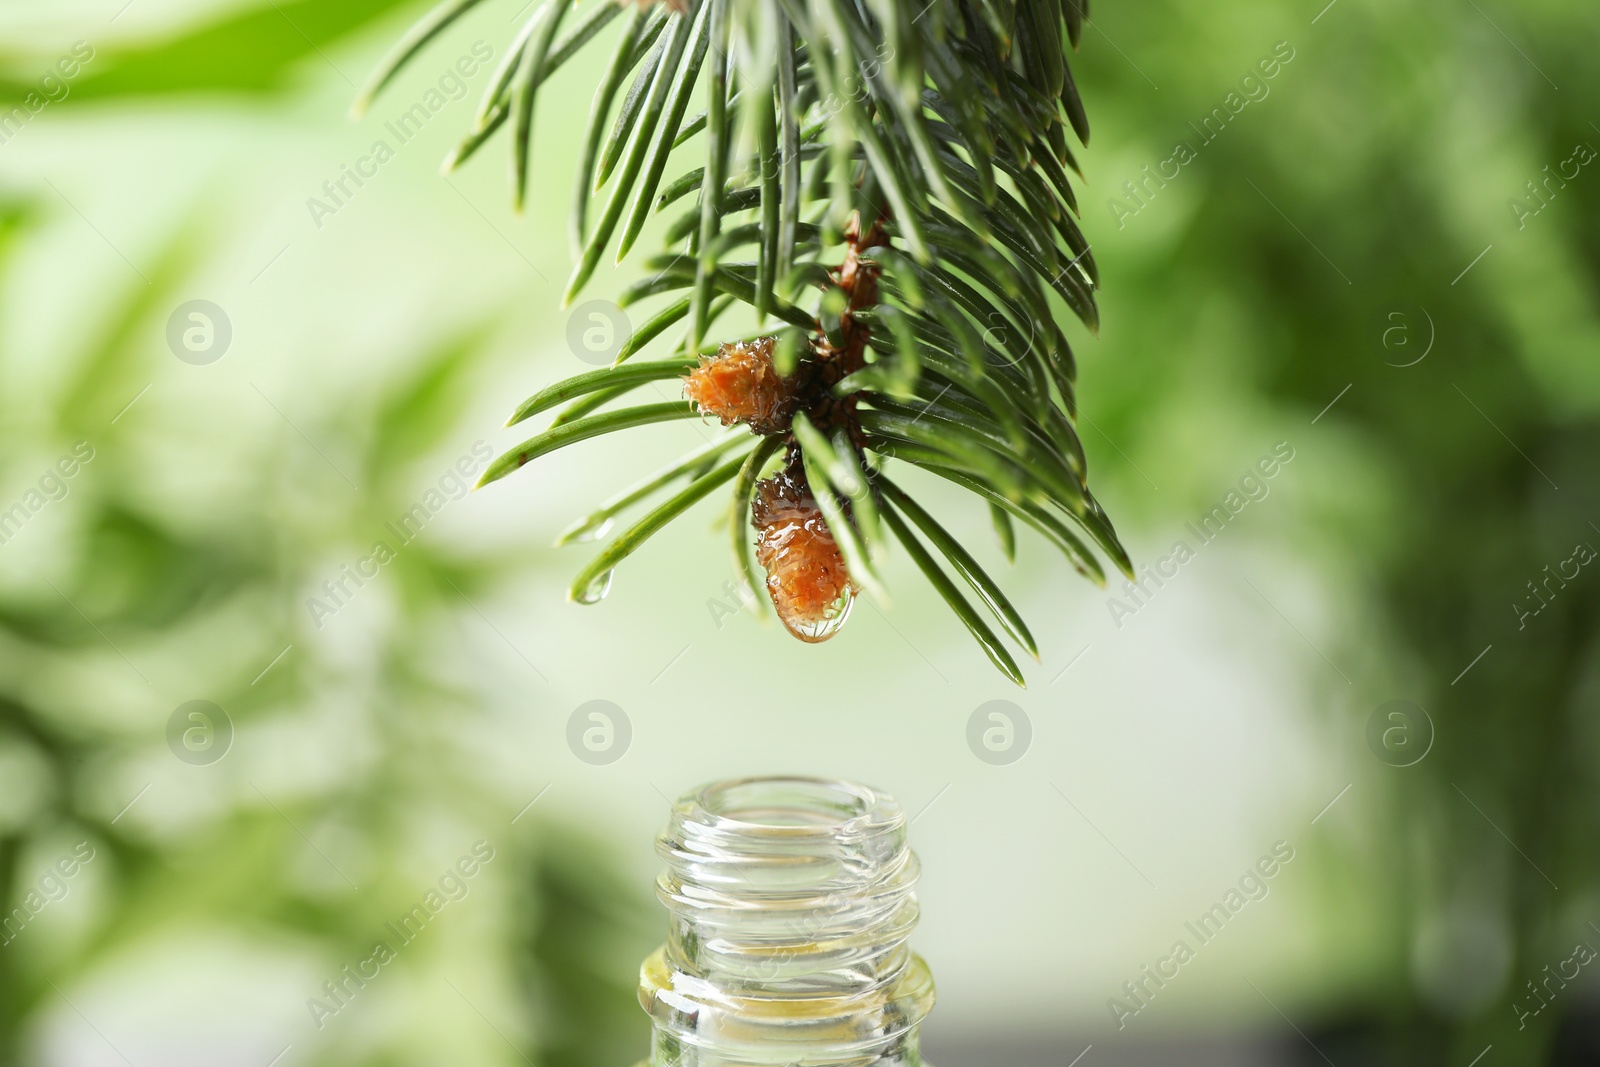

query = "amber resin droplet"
[683,337,797,436]
[751,464,856,643]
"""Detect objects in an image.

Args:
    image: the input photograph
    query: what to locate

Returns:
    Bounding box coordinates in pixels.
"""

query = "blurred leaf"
[0,0,419,103]
[519,827,654,1067]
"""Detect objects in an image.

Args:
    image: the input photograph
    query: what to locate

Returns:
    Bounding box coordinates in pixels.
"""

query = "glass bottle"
[636,776,938,1067]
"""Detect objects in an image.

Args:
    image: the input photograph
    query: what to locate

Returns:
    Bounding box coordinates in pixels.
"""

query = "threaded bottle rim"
[659,776,909,898]
[640,776,936,1065]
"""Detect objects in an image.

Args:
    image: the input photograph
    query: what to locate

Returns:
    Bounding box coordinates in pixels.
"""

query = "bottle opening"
[638,776,937,1067]
[695,776,879,829]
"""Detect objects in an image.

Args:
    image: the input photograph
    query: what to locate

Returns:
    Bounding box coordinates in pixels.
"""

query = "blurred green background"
[1,0,1597,1064]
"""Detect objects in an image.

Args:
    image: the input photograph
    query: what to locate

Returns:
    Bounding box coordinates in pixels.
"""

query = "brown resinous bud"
[682,336,802,436]
[750,456,857,643]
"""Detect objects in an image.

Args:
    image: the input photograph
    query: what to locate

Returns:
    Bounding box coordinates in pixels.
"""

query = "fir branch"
[363,0,1131,683]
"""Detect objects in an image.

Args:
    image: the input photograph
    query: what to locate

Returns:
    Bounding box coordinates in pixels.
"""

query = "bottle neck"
[639,777,937,1066]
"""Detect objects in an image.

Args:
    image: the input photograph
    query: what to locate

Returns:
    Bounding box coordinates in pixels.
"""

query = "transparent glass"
[637,777,937,1067]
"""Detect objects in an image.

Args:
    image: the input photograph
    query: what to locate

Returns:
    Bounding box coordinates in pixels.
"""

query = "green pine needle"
[362,0,1132,684]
